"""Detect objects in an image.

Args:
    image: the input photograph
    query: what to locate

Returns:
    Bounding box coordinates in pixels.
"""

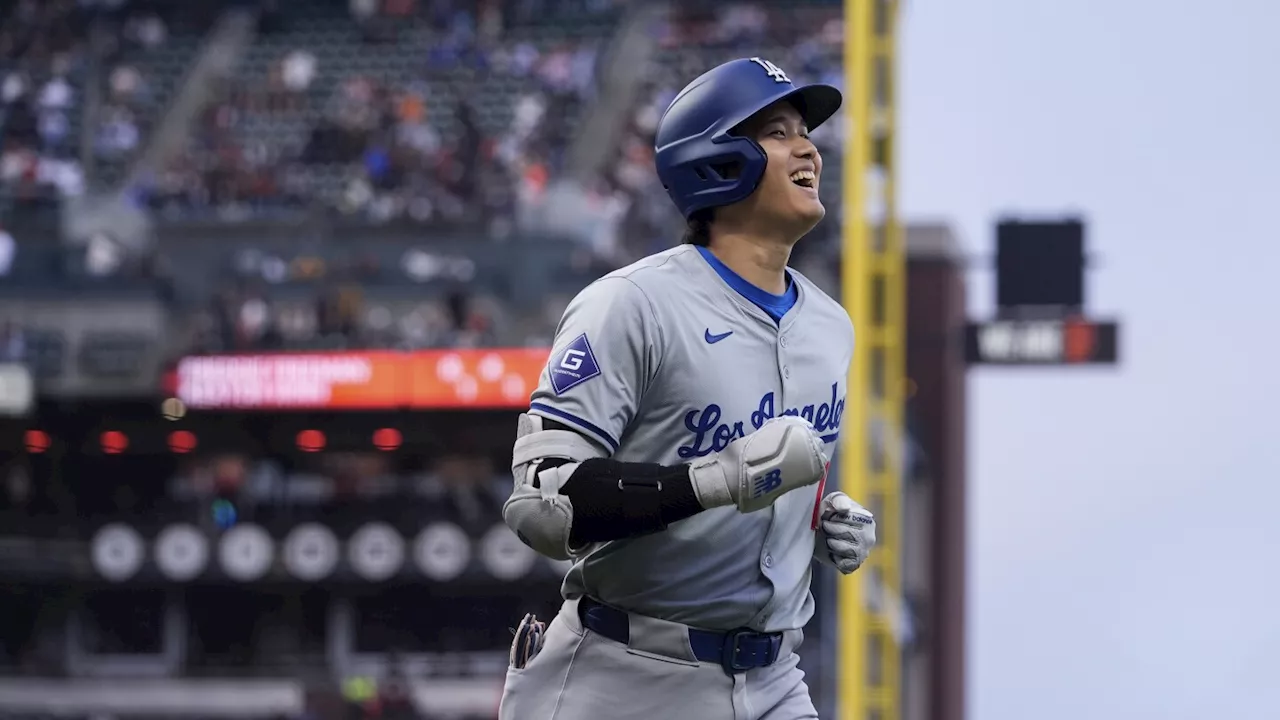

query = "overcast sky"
[898,1,1279,718]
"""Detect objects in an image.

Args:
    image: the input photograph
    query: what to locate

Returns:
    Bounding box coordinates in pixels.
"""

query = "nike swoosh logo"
[704,329,733,344]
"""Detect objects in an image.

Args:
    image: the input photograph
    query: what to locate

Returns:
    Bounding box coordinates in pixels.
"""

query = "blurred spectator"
[2,462,32,514]
[95,105,140,159]
[0,320,25,361]
[350,0,385,43]
[123,10,167,50]
[350,0,378,24]
[281,48,317,96]
[108,63,144,102]
[0,225,14,276]
[84,231,125,276]
[384,0,417,20]
[2,71,28,105]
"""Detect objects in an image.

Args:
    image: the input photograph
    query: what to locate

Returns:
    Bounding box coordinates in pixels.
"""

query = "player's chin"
[791,194,826,226]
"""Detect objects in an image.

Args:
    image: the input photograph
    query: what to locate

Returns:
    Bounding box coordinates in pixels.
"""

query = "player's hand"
[687,416,829,514]
[814,492,876,574]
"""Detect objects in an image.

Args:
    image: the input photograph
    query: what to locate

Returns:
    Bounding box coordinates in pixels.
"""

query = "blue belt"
[577,596,783,676]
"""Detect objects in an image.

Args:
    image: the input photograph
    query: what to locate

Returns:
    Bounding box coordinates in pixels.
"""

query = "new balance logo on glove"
[752,469,783,498]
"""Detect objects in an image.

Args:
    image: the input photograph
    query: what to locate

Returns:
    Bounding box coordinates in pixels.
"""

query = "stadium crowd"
[0,0,92,206]
[3,1,846,227]
[0,0,847,355]
[134,0,609,231]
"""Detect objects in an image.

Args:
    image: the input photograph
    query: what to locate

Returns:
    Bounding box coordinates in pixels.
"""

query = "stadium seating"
[142,0,623,221]
[0,0,850,349]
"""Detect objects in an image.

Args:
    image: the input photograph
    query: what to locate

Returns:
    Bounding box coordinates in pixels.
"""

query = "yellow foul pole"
[838,0,904,719]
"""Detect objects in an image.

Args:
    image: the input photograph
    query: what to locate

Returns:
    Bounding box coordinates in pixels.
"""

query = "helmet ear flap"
[718,135,769,200]
[658,134,768,218]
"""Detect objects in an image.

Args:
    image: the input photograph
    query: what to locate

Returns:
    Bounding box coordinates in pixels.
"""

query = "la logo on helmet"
[750,57,790,84]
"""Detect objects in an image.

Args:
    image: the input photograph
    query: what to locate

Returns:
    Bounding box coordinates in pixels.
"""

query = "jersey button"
[783,366,791,379]
[763,554,774,568]
[779,335,788,348]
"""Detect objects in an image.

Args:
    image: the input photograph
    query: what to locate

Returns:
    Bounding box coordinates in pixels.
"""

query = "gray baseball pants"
[499,596,818,720]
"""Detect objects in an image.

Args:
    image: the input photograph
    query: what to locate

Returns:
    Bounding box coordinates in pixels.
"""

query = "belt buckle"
[719,628,778,675]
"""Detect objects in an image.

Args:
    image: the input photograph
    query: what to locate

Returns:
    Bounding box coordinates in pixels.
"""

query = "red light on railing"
[168,430,197,454]
[101,431,128,455]
[24,430,49,453]
[373,427,402,452]
[296,429,326,453]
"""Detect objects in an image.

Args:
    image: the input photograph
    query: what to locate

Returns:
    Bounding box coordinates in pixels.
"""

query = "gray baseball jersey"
[528,244,854,633]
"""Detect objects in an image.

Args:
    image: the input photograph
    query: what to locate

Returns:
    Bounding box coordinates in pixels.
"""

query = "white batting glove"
[814,492,876,574]
[688,416,829,514]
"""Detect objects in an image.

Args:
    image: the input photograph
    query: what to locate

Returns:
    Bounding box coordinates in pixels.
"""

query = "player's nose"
[791,137,818,166]
[790,140,820,176]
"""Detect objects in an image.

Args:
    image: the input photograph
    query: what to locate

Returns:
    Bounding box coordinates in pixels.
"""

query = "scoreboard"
[967,218,1121,368]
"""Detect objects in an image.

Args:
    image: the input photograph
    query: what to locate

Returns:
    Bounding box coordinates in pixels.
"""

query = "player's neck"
[705,234,792,295]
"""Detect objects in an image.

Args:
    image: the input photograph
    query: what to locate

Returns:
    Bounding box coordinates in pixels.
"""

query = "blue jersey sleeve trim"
[529,403,621,454]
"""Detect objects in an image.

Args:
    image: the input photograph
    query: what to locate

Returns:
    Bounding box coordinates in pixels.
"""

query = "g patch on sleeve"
[549,333,602,395]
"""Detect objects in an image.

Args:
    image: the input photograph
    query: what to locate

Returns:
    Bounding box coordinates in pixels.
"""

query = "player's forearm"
[534,458,706,544]
[508,413,827,555]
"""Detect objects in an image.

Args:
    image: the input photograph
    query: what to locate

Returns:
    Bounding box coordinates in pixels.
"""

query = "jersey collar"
[689,245,805,330]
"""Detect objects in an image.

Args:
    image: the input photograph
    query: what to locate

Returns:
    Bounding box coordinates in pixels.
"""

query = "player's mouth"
[789,170,818,193]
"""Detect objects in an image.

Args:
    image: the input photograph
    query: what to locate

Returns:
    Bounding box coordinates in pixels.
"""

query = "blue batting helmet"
[653,57,842,219]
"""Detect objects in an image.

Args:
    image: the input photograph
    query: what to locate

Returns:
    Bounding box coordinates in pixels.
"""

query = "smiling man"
[498,57,878,720]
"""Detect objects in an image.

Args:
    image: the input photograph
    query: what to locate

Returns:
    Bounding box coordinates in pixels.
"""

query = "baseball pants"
[499,596,818,720]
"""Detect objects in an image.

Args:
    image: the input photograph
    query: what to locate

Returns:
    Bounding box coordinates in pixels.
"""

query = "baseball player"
[500,57,877,720]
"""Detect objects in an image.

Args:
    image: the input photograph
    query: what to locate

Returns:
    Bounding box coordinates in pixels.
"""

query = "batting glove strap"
[688,456,733,509]
[814,491,877,574]
[689,416,829,514]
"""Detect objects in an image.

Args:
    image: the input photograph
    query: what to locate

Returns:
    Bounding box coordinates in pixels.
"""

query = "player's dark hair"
[682,209,713,246]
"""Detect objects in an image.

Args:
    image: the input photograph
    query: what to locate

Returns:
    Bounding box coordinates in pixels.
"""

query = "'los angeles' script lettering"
[677,383,845,459]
